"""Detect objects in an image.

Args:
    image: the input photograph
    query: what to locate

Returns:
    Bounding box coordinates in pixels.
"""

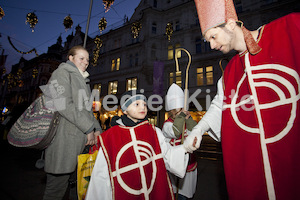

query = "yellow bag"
[77,146,98,200]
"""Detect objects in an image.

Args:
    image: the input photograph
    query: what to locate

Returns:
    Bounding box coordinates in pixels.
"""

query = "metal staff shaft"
[174,48,192,144]
[83,0,93,48]
[174,48,192,200]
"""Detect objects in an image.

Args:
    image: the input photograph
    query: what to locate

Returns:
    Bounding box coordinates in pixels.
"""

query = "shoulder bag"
[7,95,60,150]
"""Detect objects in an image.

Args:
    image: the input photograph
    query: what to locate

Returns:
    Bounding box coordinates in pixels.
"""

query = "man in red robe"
[184,0,300,199]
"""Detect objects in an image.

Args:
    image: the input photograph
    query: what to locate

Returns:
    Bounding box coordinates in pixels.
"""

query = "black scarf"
[111,114,148,127]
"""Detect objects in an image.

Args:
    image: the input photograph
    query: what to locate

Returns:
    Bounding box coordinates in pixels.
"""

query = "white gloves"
[183,120,209,153]
[183,130,202,153]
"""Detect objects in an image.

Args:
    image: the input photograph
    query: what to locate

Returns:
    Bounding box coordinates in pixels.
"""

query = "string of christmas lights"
[8,36,39,56]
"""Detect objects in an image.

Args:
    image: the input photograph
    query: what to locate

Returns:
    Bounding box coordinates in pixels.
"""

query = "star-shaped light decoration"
[103,0,114,12]
[25,12,38,32]
[131,22,142,38]
[0,6,5,20]
[32,68,38,78]
[92,36,103,66]
[63,15,73,31]
[98,17,107,33]
[165,23,173,41]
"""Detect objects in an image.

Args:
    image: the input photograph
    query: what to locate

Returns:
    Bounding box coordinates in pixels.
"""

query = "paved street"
[0,134,228,200]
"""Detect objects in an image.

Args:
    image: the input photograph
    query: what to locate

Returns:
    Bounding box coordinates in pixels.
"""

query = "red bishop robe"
[222,13,300,200]
[99,121,174,200]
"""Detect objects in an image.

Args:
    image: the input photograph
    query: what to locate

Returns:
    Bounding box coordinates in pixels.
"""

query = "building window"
[196,38,202,53]
[168,45,173,60]
[204,42,211,52]
[168,44,182,60]
[111,58,120,71]
[197,66,214,86]
[206,66,214,85]
[132,37,139,44]
[152,22,157,34]
[129,54,133,67]
[170,72,174,85]
[197,68,204,86]
[100,44,105,54]
[108,81,118,94]
[126,77,137,91]
[175,21,180,31]
[41,79,47,85]
[175,43,181,59]
[151,44,157,59]
[114,39,121,49]
[153,0,157,8]
[111,59,115,71]
[116,58,120,70]
[93,83,101,96]
[169,71,182,87]
[135,53,139,66]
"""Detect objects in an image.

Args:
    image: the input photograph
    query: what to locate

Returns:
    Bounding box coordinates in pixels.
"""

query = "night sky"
[0,0,141,73]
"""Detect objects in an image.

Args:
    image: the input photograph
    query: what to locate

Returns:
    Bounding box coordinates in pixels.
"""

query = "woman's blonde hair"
[67,45,88,59]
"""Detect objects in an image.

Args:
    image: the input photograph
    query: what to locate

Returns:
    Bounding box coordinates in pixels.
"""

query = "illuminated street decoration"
[1,68,6,75]
[8,36,39,56]
[25,12,38,32]
[7,73,15,90]
[0,6,4,19]
[131,22,142,38]
[63,15,73,31]
[15,69,23,87]
[165,23,173,41]
[92,36,103,66]
[98,17,107,33]
[32,68,38,78]
[103,0,114,12]
[16,69,22,79]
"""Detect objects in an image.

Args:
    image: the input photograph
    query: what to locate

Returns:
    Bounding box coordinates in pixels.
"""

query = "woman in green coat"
[43,46,102,200]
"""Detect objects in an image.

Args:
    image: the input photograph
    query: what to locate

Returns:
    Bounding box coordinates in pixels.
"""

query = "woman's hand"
[86,131,95,146]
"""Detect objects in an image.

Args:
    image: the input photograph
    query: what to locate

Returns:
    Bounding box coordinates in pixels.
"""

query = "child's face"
[124,100,147,123]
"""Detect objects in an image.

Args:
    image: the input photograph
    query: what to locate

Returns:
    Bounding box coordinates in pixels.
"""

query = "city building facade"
[1,0,299,128]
